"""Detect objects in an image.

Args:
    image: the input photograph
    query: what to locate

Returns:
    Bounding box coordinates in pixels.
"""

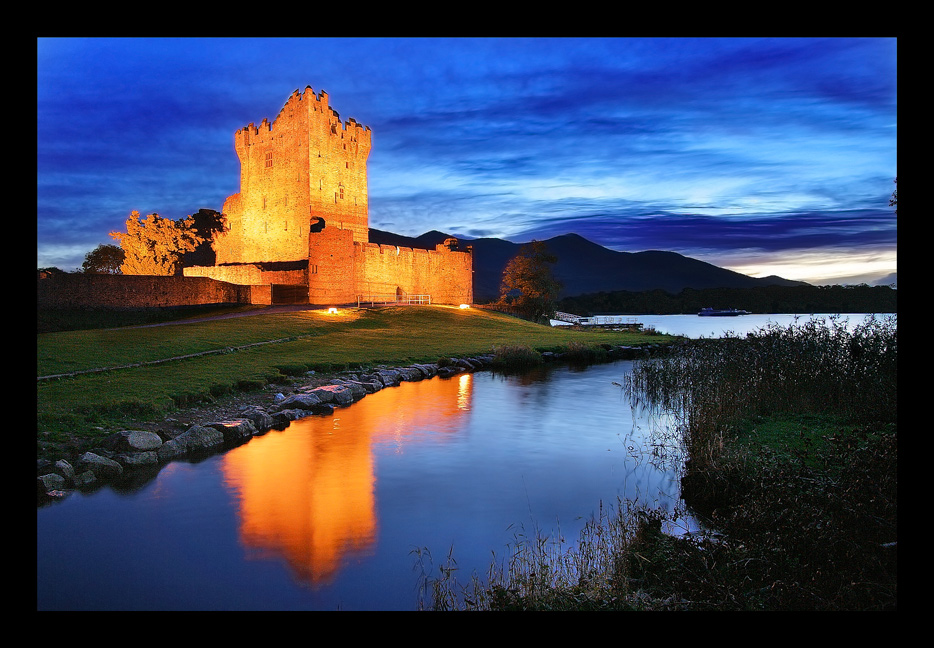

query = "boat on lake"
[698,307,750,317]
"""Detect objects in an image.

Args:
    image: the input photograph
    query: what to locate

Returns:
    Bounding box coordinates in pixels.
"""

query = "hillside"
[368,229,805,302]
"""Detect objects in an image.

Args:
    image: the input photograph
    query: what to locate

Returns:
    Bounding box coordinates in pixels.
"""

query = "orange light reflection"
[221,372,474,586]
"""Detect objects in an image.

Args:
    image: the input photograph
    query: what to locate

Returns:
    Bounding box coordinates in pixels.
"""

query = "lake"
[36,313,883,610]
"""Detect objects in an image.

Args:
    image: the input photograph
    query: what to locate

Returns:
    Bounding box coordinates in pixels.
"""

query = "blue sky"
[37,37,897,285]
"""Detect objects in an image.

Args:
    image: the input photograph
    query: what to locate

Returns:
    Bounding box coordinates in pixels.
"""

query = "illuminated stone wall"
[353,239,473,305]
[307,224,356,305]
[214,86,371,265]
[188,87,473,306]
[37,273,253,309]
[184,263,307,287]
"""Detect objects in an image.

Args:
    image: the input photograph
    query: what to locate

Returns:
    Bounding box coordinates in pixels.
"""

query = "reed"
[489,344,543,371]
[413,499,675,611]
[624,314,897,471]
[559,340,609,365]
[417,315,898,610]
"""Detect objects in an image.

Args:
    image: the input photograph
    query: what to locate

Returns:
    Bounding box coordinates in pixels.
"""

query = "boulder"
[274,392,323,412]
[37,473,65,492]
[308,384,354,406]
[99,430,164,452]
[346,379,381,394]
[52,459,75,482]
[412,363,438,378]
[73,471,97,487]
[332,380,368,400]
[76,452,124,479]
[376,370,402,387]
[437,366,464,378]
[206,419,257,442]
[157,424,224,461]
[239,406,274,433]
[271,409,305,425]
[115,451,160,467]
[311,403,335,415]
[397,367,424,382]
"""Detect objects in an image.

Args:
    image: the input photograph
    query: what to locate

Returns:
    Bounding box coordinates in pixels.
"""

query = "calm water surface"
[36,313,883,610]
[38,361,689,610]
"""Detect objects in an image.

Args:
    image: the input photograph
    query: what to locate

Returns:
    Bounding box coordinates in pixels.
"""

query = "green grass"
[731,412,861,467]
[37,305,675,460]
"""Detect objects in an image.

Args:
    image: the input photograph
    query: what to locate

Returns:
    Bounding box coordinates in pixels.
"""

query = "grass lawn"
[38,305,675,458]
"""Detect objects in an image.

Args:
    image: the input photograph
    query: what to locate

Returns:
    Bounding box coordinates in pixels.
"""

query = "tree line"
[557,283,896,316]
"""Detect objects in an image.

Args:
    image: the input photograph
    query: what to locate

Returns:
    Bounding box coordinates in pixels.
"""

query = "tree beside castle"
[110,211,204,276]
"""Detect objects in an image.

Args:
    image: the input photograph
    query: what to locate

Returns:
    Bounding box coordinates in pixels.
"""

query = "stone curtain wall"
[37,274,252,309]
[307,226,356,305]
[354,243,473,305]
[146,87,473,308]
[184,264,307,287]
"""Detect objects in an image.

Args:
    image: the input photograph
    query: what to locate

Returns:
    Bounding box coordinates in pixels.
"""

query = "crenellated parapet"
[234,86,371,156]
[196,85,471,305]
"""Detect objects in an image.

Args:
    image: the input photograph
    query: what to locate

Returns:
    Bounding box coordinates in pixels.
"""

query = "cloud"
[37,37,896,284]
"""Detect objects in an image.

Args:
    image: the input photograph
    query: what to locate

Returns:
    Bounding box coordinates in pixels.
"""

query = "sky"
[37,37,897,286]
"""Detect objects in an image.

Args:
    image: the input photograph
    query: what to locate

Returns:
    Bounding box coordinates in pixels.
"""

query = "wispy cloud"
[37,37,896,284]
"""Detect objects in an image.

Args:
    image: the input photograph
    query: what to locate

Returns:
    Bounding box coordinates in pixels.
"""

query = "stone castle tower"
[215,87,371,264]
[186,86,473,307]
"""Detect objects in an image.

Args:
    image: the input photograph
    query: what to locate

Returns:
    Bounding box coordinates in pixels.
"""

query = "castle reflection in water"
[221,373,474,585]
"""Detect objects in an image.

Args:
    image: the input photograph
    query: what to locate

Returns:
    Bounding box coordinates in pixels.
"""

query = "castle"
[184,86,473,306]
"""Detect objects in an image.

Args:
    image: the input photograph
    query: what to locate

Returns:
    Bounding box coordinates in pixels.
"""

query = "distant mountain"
[368,229,807,302]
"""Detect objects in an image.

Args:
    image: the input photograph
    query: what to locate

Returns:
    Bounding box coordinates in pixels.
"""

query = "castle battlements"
[186,86,471,306]
[235,86,371,140]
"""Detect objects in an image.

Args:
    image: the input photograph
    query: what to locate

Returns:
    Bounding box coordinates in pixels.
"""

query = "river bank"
[38,341,668,505]
[418,314,897,610]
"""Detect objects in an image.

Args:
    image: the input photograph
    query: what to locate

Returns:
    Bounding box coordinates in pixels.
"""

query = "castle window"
[265,151,273,168]
[262,196,267,209]
[284,221,288,231]
[339,186,344,199]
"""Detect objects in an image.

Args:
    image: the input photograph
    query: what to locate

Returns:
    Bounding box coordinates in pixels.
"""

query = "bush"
[561,341,608,364]
[490,344,542,371]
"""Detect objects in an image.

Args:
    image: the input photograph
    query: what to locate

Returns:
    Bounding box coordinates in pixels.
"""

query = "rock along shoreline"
[37,344,665,505]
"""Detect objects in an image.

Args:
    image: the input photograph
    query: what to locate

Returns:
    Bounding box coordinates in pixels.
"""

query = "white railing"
[553,311,642,328]
[356,294,432,307]
[554,311,583,324]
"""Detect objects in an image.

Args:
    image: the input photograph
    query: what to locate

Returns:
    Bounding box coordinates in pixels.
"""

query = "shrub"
[490,344,542,371]
[561,341,608,364]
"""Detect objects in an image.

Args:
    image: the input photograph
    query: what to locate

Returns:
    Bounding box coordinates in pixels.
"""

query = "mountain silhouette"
[367,229,806,302]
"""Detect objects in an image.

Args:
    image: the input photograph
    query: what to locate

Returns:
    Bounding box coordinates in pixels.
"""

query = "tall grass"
[417,315,897,610]
[489,344,542,371]
[413,499,674,611]
[623,315,897,470]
